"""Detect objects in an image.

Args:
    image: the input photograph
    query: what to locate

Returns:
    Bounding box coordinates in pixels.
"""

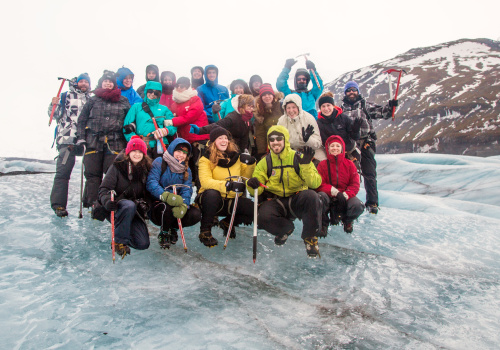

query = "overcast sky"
[1,0,498,160]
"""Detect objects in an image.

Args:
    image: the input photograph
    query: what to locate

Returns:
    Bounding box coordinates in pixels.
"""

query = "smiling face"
[268,135,285,154]
[122,75,133,88]
[101,79,114,89]
[214,135,228,152]
[163,76,174,86]
[173,150,187,163]
[233,84,244,95]
[285,103,299,118]
[320,103,334,116]
[328,141,342,156]
[252,81,261,91]
[77,79,90,92]
[345,87,359,102]
[147,90,161,99]
[129,149,144,165]
[262,93,273,105]
[206,69,217,82]
[147,70,157,81]
[192,68,202,79]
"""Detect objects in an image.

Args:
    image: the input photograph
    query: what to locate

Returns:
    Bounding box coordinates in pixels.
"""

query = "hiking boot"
[366,204,379,214]
[219,219,236,239]
[318,225,328,238]
[158,231,171,249]
[274,230,292,246]
[343,221,353,234]
[169,228,178,245]
[54,207,68,218]
[304,236,320,258]
[199,230,218,248]
[114,243,130,259]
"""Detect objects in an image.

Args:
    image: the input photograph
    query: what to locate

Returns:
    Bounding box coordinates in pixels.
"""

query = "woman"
[123,81,176,159]
[316,135,364,235]
[253,83,284,159]
[215,79,251,121]
[159,71,176,109]
[76,70,131,208]
[98,136,153,258]
[197,127,256,247]
[146,138,201,249]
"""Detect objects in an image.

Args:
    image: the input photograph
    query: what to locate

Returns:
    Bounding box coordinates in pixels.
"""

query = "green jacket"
[248,125,321,198]
[123,81,176,148]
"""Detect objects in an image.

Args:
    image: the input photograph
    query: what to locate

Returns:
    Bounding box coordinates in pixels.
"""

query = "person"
[249,75,263,97]
[214,79,251,121]
[190,66,204,90]
[276,58,323,117]
[277,94,326,162]
[253,83,284,159]
[196,64,229,123]
[98,136,153,258]
[122,81,176,159]
[246,126,323,258]
[196,127,256,247]
[316,135,364,236]
[146,138,201,249]
[159,71,176,109]
[76,70,130,208]
[136,64,160,99]
[116,66,143,105]
[339,81,398,214]
[48,73,91,217]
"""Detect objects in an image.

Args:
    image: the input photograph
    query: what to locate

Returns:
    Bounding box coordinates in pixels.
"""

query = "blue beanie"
[344,81,359,94]
[77,72,91,86]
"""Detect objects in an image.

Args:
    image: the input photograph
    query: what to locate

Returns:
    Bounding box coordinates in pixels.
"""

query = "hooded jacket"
[159,71,176,109]
[123,81,176,149]
[190,66,205,90]
[116,67,143,105]
[316,135,360,199]
[137,64,160,98]
[317,106,360,153]
[249,125,321,198]
[146,138,193,206]
[249,75,263,97]
[196,64,229,122]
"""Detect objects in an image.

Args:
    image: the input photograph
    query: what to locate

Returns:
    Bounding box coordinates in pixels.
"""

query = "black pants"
[50,146,77,210]
[83,149,117,208]
[107,200,150,250]
[258,190,321,240]
[189,141,207,188]
[198,189,254,231]
[150,202,201,231]
[360,140,378,206]
[317,191,364,226]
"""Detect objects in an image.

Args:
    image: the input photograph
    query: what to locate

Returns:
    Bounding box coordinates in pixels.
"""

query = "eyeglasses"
[147,90,162,97]
[297,78,307,82]
[345,87,358,93]
[268,136,284,142]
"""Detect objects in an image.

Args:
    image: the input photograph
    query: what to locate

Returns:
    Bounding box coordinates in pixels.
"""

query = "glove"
[335,192,347,211]
[105,200,117,212]
[164,119,174,127]
[189,124,200,134]
[388,99,399,108]
[247,177,261,190]
[330,186,339,197]
[172,203,188,219]
[212,103,222,114]
[297,146,315,164]
[153,128,168,140]
[352,117,363,134]
[240,153,256,165]
[301,124,314,143]
[284,58,297,69]
[123,124,136,134]
[160,191,184,207]
[305,60,316,70]
[135,199,150,219]
[226,181,246,193]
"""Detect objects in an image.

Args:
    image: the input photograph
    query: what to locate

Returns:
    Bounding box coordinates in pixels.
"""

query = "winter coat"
[317,107,360,153]
[316,135,360,199]
[169,88,210,143]
[254,93,284,155]
[340,95,392,139]
[217,94,237,121]
[77,88,130,152]
[276,67,323,117]
[198,149,255,199]
[277,94,326,161]
[123,81,176,149]
[248,125,322,198]
[196,64,229,123]
[137,64,160,98]
[117,67,143,106]
[48,84,91,148]
[146,138,193,206]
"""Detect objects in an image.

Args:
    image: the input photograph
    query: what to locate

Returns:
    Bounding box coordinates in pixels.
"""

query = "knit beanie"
[259,83,274,97]
[344,81,359,94]
[77,73,91,86]
[125,135,147,155]
[98,70,117,88]
[174,143,190,156]
[209,127,230,143]
[318,95,335,107]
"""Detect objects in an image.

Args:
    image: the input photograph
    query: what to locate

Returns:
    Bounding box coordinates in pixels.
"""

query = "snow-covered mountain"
[326,38,500,156]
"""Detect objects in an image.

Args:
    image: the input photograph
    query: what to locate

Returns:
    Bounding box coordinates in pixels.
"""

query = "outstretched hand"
[305,60,316,70]
[189,124,200,134]
[388,99,399,108]
[297,146,315,164]
[285,58,297,69]
[302,124,314,143]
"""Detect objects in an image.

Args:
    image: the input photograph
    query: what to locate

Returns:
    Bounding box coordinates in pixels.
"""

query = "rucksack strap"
[265,153,302,180]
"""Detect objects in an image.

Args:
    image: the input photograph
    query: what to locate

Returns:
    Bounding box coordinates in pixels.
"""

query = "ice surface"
[0,154,499,349]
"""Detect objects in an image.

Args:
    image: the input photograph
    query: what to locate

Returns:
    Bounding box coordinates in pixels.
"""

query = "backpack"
[51,92,68,149]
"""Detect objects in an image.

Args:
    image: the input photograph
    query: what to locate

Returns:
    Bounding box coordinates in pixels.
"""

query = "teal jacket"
[123,81,176,148]
[215,94,237,121]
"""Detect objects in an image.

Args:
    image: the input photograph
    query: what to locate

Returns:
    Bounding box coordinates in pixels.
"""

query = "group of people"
[48,60,398,258]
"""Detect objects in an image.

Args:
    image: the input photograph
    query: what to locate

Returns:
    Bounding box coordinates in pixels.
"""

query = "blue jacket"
[196,64,229,123]
[146,138,193,206]
[117,67,143,106]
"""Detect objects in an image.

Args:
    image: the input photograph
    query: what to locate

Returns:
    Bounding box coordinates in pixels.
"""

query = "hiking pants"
[317,191,364,226]
[150,202,201,231]
[108,199,149,250]
[50,146,76,210]
[83,149,116,208]
[360,139,378,206]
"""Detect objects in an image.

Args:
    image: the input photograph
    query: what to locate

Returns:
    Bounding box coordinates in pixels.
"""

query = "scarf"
[173,88,197,104]
[94,88,122,102]
[162,150,185,174]
[241,110,254,122]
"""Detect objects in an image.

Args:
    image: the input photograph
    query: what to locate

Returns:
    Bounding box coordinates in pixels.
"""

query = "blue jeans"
[108,199,150,250]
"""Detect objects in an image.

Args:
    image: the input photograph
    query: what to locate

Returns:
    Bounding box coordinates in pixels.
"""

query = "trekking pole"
[223,175,248,250]
[78,145,86,219]
[296,53,321,91]
[110,190,116,264]
[165,184,191,253]
[384,69,407,121]
[253,188,258,263]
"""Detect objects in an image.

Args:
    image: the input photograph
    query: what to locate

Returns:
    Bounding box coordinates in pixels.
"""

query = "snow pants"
[83,149,116,208]
[107,200,149,250]
[360,139,378,206]
[50,146,76,210]
[317,191,364,226]
[257,190,321,240]
[150,202,201,231]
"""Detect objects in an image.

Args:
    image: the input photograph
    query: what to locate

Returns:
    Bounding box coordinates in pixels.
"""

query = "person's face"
[328,142,342,156]
[262,93,273,105]
[192,69,203,79]
[243,104,255,114]
[129,150,144,164]
[286,103,299,118]
[77,79,90,92]
[147,90,161,99]
[233,84,244,95]
[122,75,133,88]
[163,76,174,86]
[214,135,228,152]
[175,85,188,93]
[102,79,114,89]
[345,87,359,102]
[268,135,285,154]
[173,150,187,162]
[207,69,217,82]
[147,70,157,80]
[320,103,334,116]
[252,81,261,91]
[296,75,307,86]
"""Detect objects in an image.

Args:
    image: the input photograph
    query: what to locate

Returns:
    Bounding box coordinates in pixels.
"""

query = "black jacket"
[317,112,360,153]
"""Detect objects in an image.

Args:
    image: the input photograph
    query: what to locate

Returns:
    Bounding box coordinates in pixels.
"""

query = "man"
[190,66,204,90]
[48,73,91,217]
[276,58,323,118]
[246,125,323,258]
[339,81,398,214]
[116,66,143,105]
[136,64,160,99]
[196,64,229,123]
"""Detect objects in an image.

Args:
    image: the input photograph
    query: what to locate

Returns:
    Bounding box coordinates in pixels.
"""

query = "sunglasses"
[268,136,284,142]
[147,90,162,97]
[345,87,358,93]
[297,78,307,82]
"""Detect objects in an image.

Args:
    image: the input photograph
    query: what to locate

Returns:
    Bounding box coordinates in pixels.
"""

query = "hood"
[294,68,310,91]
[204,64,219,86]
[249,75,263,94]
[145,64,160,82]
[167,137,192,156]
[116,67,134,89]
[230,95,240,113]
[267,125,292,158]
[191,66,204,76]
[144,81,162,105]
[229,79,251,95]
[160,71,176,94]
[325,134,346,162]
[282,94,304,117]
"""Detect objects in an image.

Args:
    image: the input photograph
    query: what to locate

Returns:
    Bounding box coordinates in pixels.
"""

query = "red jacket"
[169,96,210,143]
[160,93,174,109]
[316,135,360,199]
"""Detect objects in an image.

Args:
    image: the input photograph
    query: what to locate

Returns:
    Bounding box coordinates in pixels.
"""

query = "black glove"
[301,124,314,143]
[123,124,136,134]
[352,118,363,133]
[105,200,117,212]
[388,99,399,108]
[225,181,246,193]
[212,103,222,114]
[135,199,150,219]
[335,192,347,212]
[247,177,261,190]
[240,153,256,165]
[297,146,315,164]
[305,60,316,70]
[284,58,297,69]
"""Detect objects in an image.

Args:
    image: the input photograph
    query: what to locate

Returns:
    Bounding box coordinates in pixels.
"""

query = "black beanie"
[98,70,117,88]
[210,127,230,143]
[318,95,335,108]
[174,143,190,156]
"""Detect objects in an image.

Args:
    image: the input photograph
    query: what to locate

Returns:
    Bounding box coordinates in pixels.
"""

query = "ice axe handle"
[49,78,67,126]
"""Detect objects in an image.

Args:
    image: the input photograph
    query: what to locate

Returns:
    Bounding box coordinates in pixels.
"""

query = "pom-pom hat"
[125,135,147,155]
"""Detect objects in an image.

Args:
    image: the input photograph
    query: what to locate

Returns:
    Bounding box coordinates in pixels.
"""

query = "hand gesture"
[305,60,316,70]
[153,128,168,140]
[301,124,314,143]
[285,58,297,69]
[297,146,315,164]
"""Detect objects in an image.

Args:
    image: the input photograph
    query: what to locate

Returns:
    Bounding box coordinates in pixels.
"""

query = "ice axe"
[384,69,407,121]
[48,77,75,126]
[295,53,321,90]
[164,184,191,253]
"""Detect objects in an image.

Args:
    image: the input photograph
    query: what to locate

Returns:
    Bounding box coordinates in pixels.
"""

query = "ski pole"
[165,184,190,253]
[253,188,258,263]
[110,190,116,263]
[78,145,86,219]
[48,77,70,126]
[296,53,321,91]
[384,69,407,121]
[223,175,249,250]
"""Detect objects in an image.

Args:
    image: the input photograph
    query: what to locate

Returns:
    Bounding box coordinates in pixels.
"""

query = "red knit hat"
[126,135,147,155]
[259,83,275,97]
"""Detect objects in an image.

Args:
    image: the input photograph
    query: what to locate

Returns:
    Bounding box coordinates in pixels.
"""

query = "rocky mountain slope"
[325,38,500,156]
